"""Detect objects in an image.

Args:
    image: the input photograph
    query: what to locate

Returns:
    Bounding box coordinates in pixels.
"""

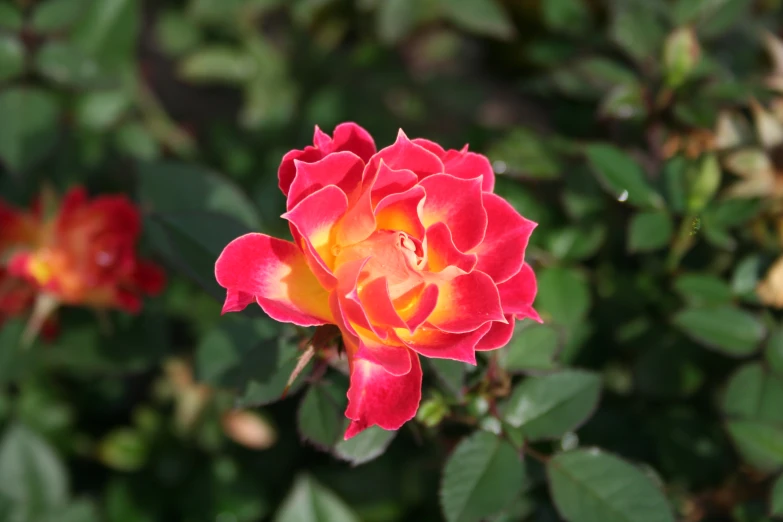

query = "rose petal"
[375,185,426,240]
[475,315,515,351]
[418,174,487,252]
[278,123,376,196]
[370,161,419,207]
[287,151,365,210]
[344,348,422,439]
[359,276,408,331]
[497,263,541,322]
[215,233,331,326]
[393,282,439,332]
[426,270,505,334]
[472,193,536,284]
[283,185,349,287]
[321,122,377,163]
[365,130,444,182]
[395,322,491,364]
[355,336,412,376]
[424,222,477,273]
[410,138,445,157]
[336,185,376,246]
[412,139,495,192]
[222,289,255,314]
[133,260,165,296]
[335,257,382,338]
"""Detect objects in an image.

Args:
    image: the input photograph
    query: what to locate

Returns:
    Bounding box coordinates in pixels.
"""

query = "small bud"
[663,27,701,89]
[98,428,148,471]
[416,397,449,428]
[222,410,277,450]
[686,153,721,213]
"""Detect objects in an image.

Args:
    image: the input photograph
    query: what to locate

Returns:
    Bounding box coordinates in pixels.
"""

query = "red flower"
[215,123,540,439]
[0,200,41,329]
[6,187,165,314]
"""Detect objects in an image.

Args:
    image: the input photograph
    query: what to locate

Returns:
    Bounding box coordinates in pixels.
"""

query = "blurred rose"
[7,187,165,313]
[215,123,540,438]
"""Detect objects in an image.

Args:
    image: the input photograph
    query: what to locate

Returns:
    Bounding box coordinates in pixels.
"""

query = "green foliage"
[548,449,675,522]
[2,0,783,520]
[440,431,524,522]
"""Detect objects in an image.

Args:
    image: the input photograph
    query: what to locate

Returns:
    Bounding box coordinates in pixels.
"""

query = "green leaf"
[376,0,419,44]
[137,161,262,230]
[71,0,139,70]
[179,47,257,84]
[298,383,345,450]
[503,369,601,440]
[535,267,591,327]
[627,211,673,253]
[548,449,675,522]
[439,0,515,40]
[609,0,666,62]
[673,306,765,356]
[236,337,310,408]
[731,255,762,299]
[0,87,61,173]
[47,499,100,522]
[0,3,22,30]
[333,426,396,466]
[488,128,562,180]
[196,314,304,406]
[766,327,783,377]
[585,144,663,209]
[771,474,783,517]
[274,474,360,522]
[725,420,783,472]
[155,10,202,57]
[428,358,466,397]
[703,198,762,229]
[0,36,24,82]
[599,83,647,120]
[542,0,590,35]
[0,320,32,386]
[32,0,89,32]
[0,424,68,522]
[721,363,783,471]
[547,224,606,261]
[722,363,783,423]
[674,0,751,38]
[500,323,559,373]
[673,274,733,306]
[35,42,101,86]
[75,90,131,131]
[440,431,524,522]
[146,211,253,301]
[113,122,160,160]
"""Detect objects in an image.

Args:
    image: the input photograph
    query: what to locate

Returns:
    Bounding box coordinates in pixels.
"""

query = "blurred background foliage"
[3,0,783,521]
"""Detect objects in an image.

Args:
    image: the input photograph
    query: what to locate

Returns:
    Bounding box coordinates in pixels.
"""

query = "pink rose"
[215,123,540,439]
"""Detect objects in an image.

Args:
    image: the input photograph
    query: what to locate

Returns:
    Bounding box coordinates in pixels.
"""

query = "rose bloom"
[215,123,539,438]
[0,197,46,329]
[5,187,165,314]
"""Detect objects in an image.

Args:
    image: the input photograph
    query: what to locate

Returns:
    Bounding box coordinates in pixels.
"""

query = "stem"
[523,444,550,464]
[21,293,58,349]
[666,214,696,272]
[134,74,197,159]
